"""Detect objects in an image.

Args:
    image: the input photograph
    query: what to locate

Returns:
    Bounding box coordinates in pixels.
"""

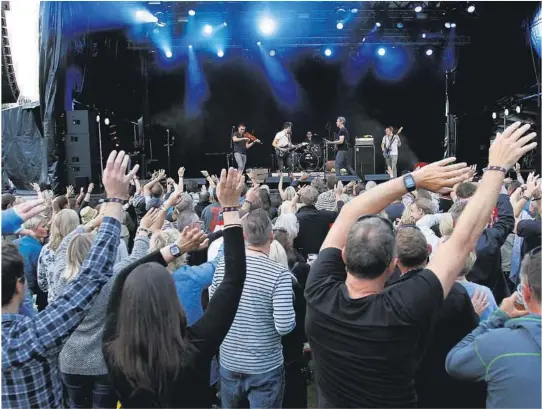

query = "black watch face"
[405,175,416,190]
[170,244,180,257]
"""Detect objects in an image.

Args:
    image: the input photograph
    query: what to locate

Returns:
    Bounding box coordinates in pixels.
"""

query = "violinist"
[232,123,260,173]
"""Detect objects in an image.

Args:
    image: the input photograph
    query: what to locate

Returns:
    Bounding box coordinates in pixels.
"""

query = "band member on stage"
[327,117,356,177]
[272,121,294,171]
[381,126,402,178]
[232,123,256,173]
[305,131,314,145]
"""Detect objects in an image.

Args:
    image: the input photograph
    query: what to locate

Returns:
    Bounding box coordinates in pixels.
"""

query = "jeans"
[335,150,356,176]
[277,153,293,172]
[61,373,117,409]
[220,364,285,409]
[385,154,398,178]
[234,153,247,173]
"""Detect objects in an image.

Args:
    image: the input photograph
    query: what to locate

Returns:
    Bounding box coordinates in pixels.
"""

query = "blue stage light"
[351,8,358,13]
[165,50,172,58]
[375,22,381,27]
[188,44,193,49]
[425,48,433,56]
[422,32,427,38]
[217,50,224,58]
[269,50,276,56]
[445,22,451,28]
[188,9,196,16]
[324,48,332,57]
[259,17,276,35]
[257,41,262,46]
[135,10,158,23]
[377,47,386,56]
[397,22,404,29]
[203,25,213,35]
[336,22,344,30]
[451,22,457,28]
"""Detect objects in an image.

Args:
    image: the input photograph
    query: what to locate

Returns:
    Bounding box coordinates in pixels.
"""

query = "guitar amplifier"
[355,136,374,146]
[355,145,375,176]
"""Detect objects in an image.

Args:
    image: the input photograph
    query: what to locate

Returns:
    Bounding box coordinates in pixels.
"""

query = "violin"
[244,132,262,144]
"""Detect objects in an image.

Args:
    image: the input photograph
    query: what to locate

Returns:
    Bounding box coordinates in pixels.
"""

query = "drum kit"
[291,143,327,172]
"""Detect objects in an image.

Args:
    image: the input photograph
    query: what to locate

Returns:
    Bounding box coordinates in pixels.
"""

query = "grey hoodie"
[446,310,541,408]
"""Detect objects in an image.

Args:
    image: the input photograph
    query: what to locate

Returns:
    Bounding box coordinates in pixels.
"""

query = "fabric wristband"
[521,195,532,202]
[222,206,240,213]
[486,165,507,174]
[103,198,128,204]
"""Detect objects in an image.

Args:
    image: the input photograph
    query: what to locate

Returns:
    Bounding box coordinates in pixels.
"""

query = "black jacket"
[294,205,337,258]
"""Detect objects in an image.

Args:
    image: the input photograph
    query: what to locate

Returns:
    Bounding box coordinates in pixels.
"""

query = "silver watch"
[169,243,182,258]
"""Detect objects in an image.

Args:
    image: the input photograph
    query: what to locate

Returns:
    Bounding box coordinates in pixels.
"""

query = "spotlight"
[154,12,166,27]
[445,22,451,28]
[516,105,521,114]
[259,17,276,35]
[104,118,110,126]
[165,50,172,58]
[422,32,427,38]
[504,108,509,116]
[269,50,276,57]
[135,10,144,19]
[223,22,227,27]
[451,22,457,28]
[492,112,497,119]
[135,9,158,23]
[337,21,344,30]
[351,8,358,13]
[397,22,404,29]
[257,41,262,46]
[414,5,422,13]
[362,37,366,42]
[188,44,193,49]
[467,5,475,13]
[96,115,100,123]
[217,50,224,58]
[375,22,381,27]
[377,47,386,56]
[188,9,196,16]
[425,48,433,56]
[324,48,332,57]
[203,25,213,35]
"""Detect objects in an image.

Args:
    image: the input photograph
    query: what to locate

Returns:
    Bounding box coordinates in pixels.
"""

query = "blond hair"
[22,214,47,230]
[400,205,415,225]
[64,234,93,281]
[439,213,454,237]
[149,229,186,272]
[49,209,80,251]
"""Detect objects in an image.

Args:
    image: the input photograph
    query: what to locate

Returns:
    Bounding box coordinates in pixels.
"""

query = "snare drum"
[299,152,320,171]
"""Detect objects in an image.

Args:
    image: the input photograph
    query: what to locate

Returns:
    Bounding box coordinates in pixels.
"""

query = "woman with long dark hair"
[103,168,247,408]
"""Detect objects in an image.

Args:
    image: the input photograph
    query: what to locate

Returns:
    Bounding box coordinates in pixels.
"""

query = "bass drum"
[299,152,320,172]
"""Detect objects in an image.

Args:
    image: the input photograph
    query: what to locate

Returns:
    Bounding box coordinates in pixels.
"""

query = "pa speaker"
[355,145,375,176]
[1,4,20,104]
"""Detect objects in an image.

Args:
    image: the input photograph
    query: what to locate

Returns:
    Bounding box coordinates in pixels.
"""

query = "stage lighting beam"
[377,47,386,56]
[217,50,224,58]
[259,17,276,36]
[375,22,381,27]
[165,50,172,58]
[269,50,276,56]
[203,25,213,35]
[324,48,332,56]
[337,21,344,30]
[257,41,262,46]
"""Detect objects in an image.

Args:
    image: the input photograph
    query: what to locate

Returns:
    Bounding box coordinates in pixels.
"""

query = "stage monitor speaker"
[1,3,20,104]
[65,111,101,188]
[365,174,390,183]
[355,145,375,176]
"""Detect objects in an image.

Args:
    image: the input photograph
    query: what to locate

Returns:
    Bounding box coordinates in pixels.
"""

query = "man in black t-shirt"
[304,122,534,408]
[326,117,356,177]
[232,124,256,173]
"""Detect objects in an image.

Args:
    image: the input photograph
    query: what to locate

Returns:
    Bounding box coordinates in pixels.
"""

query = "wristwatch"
[402,173,416,193]
[169,243,182,258]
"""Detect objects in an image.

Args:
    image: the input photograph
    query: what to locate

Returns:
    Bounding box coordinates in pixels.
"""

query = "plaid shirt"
[2,217,120,409]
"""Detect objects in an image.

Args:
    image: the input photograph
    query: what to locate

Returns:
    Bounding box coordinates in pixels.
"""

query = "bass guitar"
[275,142,308,158]
[383,126,403,159]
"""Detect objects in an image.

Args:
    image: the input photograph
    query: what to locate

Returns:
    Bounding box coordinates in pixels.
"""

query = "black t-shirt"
[517,219,541,257]
[305,248,444,408]
[232,132,247,154]
[336,127,349,151]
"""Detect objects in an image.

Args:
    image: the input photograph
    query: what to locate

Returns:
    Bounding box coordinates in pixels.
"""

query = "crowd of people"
[1,121,541,409]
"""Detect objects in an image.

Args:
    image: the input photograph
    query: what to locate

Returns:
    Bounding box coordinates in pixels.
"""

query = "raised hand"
[66,185,74,197]
[103,151,139,199]
[471,289,489,317]
[178,167,185,178]
[334,181,344,197]
[177,226,209,253]
[201,170,210,178]
[489,122,537,170]
[524,172,540,197]
[413,157,471,194]
[140,208,159,229]
[246,185,260,204]
[30,182,41,192]
[12,199,48,222]
[217,168,245,208]
[79,187,85,195]
[88,183,95,193]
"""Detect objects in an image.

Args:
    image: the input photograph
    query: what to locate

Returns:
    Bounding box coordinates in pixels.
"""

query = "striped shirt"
[210,255,295,374]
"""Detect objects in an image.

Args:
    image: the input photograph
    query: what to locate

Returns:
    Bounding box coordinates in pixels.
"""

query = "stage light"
[422,32,427,38]
[203,25,213,35]
[188,9,196,16]
[223,22,227,27]
[375,22,381,27]
[259,17,276,35]
[397,22,404,29]
[492,112,497,119]
[135,9,158,23]
[155,12,166,27]
[104,118,110,126]
[414,5,422,13]
[516,105,521,113]
[324,48,332,57]
[217,50,224,58]
[351,8,358,13]
[188,44,193,49]
[96,115,100,123]
[504,108,509,116]
[451,22,457,28]
[337,21,344,30]
[165,50,172,58]
[257,41,262,46]
[445,22,451,28]
[425,48,433,56]
[362,37,366,42]
[269,49,276,56]
[467,5,475,13]
[377,47,386,56]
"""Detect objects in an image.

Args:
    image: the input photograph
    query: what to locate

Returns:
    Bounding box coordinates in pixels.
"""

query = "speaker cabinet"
[355,145,375,176]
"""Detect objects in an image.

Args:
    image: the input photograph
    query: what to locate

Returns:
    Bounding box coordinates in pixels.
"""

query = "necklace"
[247,247,269,257]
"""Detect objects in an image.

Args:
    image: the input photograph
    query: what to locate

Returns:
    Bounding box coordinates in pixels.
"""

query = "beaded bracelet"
[222,206,240,213]
[485,165,507,174]
[103,198,127,204]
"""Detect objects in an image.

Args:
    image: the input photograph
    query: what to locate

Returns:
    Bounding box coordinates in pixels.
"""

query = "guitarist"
[327,116,356,177]
[381,126,402,178]
[272,121,294,171]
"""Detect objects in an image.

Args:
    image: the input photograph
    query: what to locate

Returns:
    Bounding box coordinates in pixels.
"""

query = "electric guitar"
[275,142,308,158]
[383,126,403,159]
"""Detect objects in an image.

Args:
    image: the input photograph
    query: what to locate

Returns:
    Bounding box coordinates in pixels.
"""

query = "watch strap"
[402,173,416,193]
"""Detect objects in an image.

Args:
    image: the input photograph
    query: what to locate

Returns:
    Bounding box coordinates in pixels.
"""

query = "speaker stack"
[354,137,376,176]
[1,2,20,104]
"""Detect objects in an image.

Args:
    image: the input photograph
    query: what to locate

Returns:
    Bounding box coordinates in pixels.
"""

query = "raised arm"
[427,122,537,296]
[143,169,165,197]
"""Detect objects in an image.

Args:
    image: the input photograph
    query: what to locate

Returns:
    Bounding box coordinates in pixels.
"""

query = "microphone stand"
[164,129,174,175]
[228,125,235,169]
